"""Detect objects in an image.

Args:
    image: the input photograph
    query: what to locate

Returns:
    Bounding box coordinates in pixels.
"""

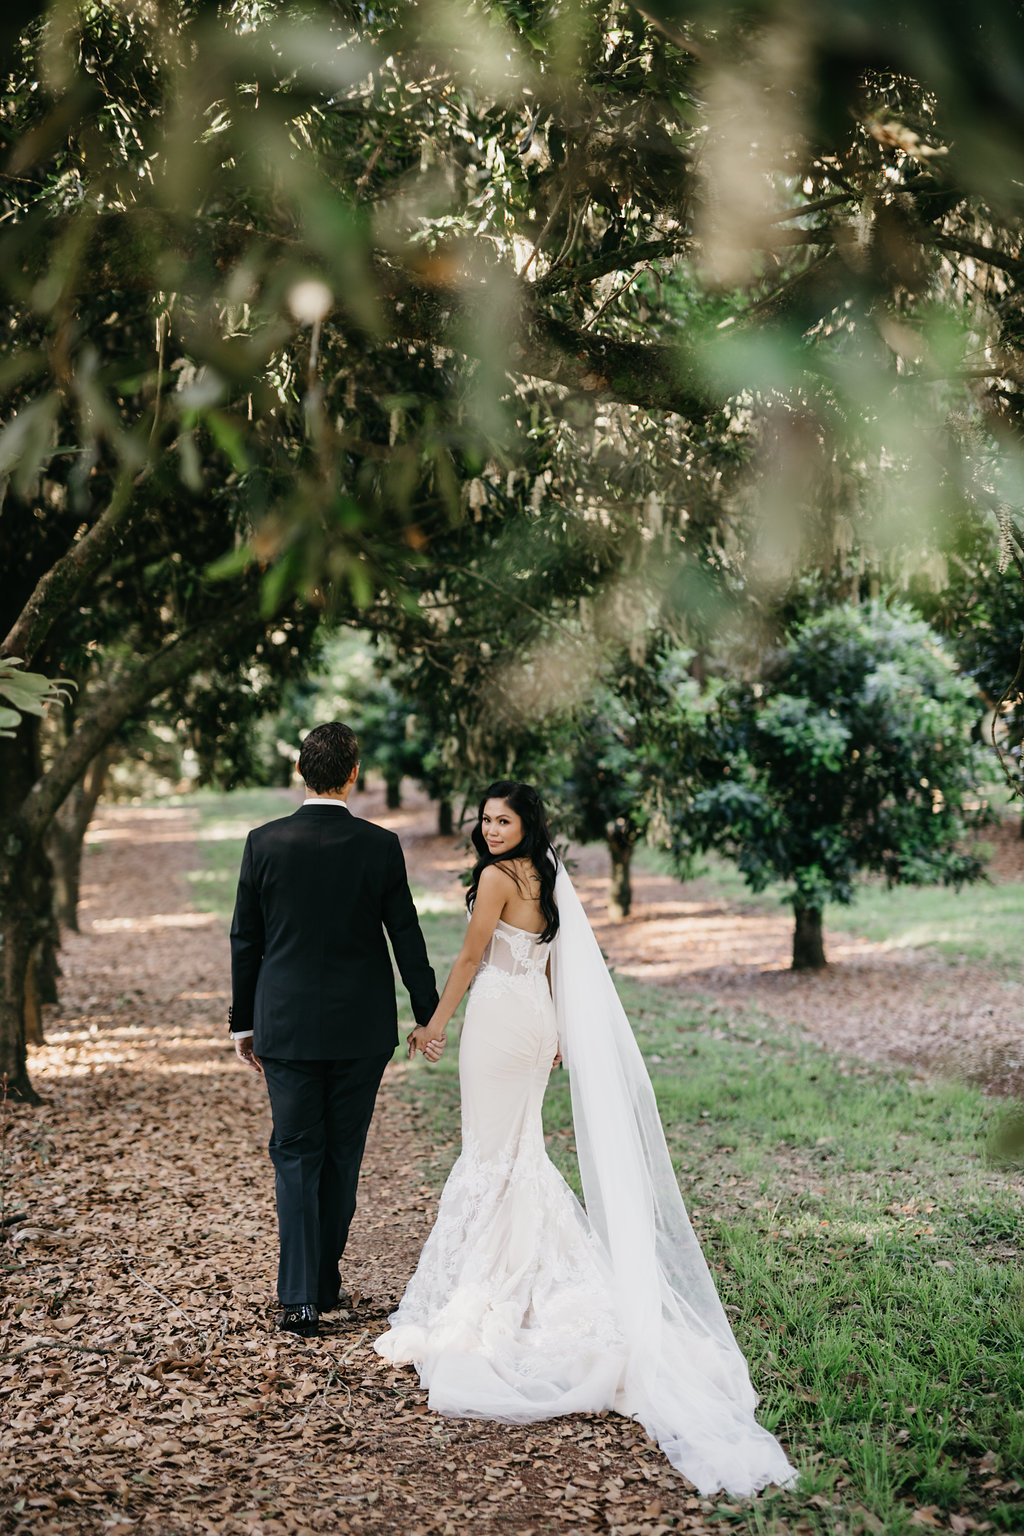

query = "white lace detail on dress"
[375,1125,625,1418]
[469,919,550,1016]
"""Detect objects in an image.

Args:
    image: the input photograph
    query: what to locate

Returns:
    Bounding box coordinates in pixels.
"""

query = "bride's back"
[493,857,547,935]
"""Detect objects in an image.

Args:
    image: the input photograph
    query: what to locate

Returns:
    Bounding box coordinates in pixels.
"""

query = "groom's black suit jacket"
[229,804,438,1059]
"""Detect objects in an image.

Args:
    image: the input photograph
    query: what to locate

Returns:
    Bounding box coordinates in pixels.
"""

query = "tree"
[664,604,989,969]
[557,692,647,920]
[9,1,1024,630]
[913,517,1024,816]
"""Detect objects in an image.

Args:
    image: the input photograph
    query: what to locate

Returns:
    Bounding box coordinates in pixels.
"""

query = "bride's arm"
[407,865,509,1058]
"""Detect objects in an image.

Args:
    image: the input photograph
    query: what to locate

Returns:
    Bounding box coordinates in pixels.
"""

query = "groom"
[229,721,440,1338]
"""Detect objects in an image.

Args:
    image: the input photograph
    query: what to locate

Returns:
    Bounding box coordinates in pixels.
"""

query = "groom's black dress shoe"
[277,1303,319,1338]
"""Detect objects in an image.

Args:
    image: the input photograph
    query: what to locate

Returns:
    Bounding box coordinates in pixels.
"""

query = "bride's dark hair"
[466,781,559,943]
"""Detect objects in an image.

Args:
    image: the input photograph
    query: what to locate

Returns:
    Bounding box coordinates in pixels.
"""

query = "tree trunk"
[385,773,402,810]
[34,925,60,1005]
[0,606,266,1103]
[25,838,59,1044]
[792,904,827,970]
[49,816,83,931]
[605,820,634,921]
[437,797,453,837]
[23,949,44,1047]
[0,865,39,1103]
[47,748,112,931]
[0,721,45,1099]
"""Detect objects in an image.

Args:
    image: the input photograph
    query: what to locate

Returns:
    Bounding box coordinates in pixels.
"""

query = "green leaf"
[0,660,74,728]
[205,409,250,474]
[206,544,255,582]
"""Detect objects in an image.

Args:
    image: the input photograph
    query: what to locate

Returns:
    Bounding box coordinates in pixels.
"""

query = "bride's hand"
[407,1027,447,1062]
[552,1050,562,1069]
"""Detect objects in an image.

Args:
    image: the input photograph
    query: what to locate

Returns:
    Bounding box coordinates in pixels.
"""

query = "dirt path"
[0,801,714,1536]
[383,785,1024,1101]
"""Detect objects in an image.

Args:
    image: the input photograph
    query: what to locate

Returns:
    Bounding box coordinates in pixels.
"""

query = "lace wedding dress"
[374,870,797,1497]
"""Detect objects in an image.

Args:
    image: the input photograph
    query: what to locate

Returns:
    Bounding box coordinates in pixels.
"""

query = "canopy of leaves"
[5,0,1024,663]
[667,603,990,913]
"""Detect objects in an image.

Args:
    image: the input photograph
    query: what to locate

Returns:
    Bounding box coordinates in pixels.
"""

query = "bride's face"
[481,798,523,857]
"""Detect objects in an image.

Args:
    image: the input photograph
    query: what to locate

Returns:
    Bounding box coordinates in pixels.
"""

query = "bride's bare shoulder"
[477,862,518,890]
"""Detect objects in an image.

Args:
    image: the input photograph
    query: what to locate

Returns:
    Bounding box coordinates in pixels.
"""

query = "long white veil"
[550,862,797,1497]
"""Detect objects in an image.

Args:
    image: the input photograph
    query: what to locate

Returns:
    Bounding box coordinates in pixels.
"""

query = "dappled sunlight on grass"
[91,912,219,933]
[193,818,265,841]
[409,890,463,915]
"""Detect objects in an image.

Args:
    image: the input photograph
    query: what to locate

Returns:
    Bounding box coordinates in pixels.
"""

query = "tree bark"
[0,871,39,1103]
[23,836,58,1046]
[0,724,44,1103]
[49,816,84,933]
[437,797,454,838]
[385,773,402,810]
[23,950,44,1048]
[47,748,113,931]
[34,928,60,1006]
[606,820,635,921]
[792,904,827,970]
[1,472,138,666]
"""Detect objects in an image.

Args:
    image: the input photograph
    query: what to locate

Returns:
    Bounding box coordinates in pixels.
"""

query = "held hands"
[407,1026,447,1063]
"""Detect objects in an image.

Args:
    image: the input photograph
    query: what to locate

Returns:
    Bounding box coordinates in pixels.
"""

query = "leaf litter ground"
[1,801,719,1536]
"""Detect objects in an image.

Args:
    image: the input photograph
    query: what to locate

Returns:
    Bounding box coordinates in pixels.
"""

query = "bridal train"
[375,873,797,1498]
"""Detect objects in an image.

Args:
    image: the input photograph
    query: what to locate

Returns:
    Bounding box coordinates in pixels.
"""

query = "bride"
[374,781,796,1497]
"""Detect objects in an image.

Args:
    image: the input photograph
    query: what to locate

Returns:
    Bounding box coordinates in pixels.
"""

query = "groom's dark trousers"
[229,802,438,1308]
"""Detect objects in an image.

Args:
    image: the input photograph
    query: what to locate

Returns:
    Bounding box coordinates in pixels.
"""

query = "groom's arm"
[381,836,439,1026]
[229,833,265,1037]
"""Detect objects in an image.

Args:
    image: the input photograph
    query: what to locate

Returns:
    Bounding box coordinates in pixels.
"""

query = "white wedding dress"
[374,868,797,1497]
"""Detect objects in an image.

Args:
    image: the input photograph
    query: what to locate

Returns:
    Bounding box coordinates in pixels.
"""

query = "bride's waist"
[469,964,552,1006]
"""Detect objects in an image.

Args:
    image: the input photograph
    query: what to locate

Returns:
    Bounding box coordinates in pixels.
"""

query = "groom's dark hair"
[298,722,360,793]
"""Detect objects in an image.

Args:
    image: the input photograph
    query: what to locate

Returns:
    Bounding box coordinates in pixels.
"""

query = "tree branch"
[732,251,848,330]
[1,469,138,666]
[19,605,259,841]
[768,192,859,224]
[532,235,694,295]
[932,234,1024,279]
[627,3,705,57]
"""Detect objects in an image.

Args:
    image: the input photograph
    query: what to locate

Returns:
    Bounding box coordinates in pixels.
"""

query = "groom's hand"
[234,1036,263,1075]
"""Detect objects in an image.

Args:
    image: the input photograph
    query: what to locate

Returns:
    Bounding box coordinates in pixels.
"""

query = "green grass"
[641,843,1024,968]
[187,789,1024,1534]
